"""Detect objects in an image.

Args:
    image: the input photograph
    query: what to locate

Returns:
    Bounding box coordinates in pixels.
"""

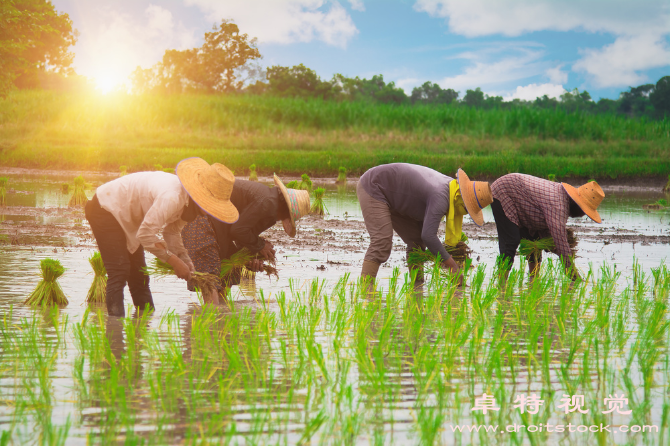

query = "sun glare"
[95,75,121,94]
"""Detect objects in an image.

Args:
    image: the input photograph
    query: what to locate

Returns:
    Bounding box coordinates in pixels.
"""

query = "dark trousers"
[85,195,154,317]
[491,199,541,269]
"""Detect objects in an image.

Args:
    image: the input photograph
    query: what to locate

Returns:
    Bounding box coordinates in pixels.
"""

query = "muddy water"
[0,171,668,444]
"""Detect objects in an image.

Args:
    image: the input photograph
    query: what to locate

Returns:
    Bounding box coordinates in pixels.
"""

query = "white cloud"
[348,0,365,11]
[396,77,422,92]
[545,66,567,84]
[184,0,358,48]
[413,0,670,38]
[73,5,196,89]
[573,34,670,87]
[503,83,566,101]
[436,45,549,92]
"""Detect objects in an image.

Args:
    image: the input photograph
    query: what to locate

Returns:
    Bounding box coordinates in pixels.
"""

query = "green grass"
[1,90,669,179]
[0,260,669,443]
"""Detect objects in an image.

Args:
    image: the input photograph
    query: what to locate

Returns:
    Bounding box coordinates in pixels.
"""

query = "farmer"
[490,173,604,279]
[85,158,239,317]
[357,163,493,284]
[181,174,310,305]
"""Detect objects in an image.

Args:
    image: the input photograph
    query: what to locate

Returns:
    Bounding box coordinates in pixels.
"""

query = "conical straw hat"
[274,174,310,237]
[176,158,239,223]
[561,181,604,223]
[457,168,493,227]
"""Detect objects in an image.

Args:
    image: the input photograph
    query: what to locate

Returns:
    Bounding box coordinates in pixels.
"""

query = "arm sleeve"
[421,196,452,262]
[229,198,274,253]
[136,193,189,263]
[545,205,572,260]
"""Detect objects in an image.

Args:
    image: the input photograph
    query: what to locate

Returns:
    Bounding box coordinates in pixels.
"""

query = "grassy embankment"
[1,90,669,179]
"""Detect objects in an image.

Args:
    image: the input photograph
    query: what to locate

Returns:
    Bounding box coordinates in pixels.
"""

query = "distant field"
[1,90,669,179]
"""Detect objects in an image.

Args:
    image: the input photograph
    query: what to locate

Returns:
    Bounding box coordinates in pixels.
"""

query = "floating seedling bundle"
[220,249,279,286]
[519,228,579,262]
[249,164,258,181]
[86,252,107,304]
[143,258,220,297]
[24,258,69,307]
[286,180,298,189]
[310,187,328,217]
[68,175,88,207]
[299,174,312,191]
[0,177,7,206]
[336,167,347,184]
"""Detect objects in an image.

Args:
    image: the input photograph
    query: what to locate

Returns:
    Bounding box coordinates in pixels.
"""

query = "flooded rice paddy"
[0,169,669,445]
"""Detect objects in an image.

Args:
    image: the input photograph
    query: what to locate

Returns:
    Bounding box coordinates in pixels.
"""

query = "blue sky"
[52,0,670,100]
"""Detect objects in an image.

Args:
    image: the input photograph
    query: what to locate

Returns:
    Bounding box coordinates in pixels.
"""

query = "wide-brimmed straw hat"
[561,181,604,223]
[457,168,493,227]
[176,157,239,223]
[274,174,310,237]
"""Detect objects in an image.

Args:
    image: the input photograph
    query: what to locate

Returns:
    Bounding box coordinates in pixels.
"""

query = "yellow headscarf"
[444,179,468,247]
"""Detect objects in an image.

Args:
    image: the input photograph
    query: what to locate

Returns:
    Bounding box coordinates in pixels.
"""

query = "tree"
[410,81,458,105]
[0,0,77,95]
[618,84,654,116]
[462,88,485,107]
[650,76,670,118]
[132,20,260,94]
[263,64,336,99]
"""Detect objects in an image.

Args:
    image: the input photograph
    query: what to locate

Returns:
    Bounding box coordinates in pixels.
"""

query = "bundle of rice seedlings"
[154,164,164,171]
[299,174,312,191]
[249,164,258,181]
[286,180,299,189]
[68,175,88,207]
[143,258,220,296]
[163,168,174,174]
[445,241,472,265]
[61,183,69,194]
[86,252,107,304]
[519,228,579,261]
[310,187,328,217]
[220,249,279,285]
[336,167,347,184]
[24,258,69,307]
[119,165,128,176]
[547,174,556,182]
[0,177,7,206]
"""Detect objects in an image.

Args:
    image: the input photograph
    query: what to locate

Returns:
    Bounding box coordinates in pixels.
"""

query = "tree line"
[2,2,669,119]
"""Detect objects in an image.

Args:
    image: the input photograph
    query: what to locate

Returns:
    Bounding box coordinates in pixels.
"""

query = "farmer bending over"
[85,158,238,317]
[182,174,310,305]
[490,173,604,280]
[357,163,493,285]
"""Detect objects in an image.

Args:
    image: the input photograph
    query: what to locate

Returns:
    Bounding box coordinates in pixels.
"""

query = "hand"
[167,254,192,281]
[258,240,275,261]
[245,259,265,272]
[442,257,463,287]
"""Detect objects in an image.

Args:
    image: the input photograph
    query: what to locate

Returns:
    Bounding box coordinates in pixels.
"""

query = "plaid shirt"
[491,174,572,258]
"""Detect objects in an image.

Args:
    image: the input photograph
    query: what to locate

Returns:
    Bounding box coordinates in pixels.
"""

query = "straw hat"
[456,168,493,227]
[561,181,604,223]
[274,174,310,237]
[176,157,239,223]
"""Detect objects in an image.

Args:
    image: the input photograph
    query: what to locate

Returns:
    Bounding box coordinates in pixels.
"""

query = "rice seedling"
[162,168,174,174]
[24,258,69,307]
[0,177,7,206]
[143,258,220,298]
[310,187,328,217]
[286,180,298,189]
[154,164,163,171]
[643,198,667,210]
[299,173,312,191]
[85,252,107,304]
[119,165,128,176]
[336,166,347,184]
[249,164,258,181]
[664,174,670,192]
[67,175,88,207]
[547,173,556,182]
[60,183,69,193]
[519,228,578,263]
[220,249,278,286]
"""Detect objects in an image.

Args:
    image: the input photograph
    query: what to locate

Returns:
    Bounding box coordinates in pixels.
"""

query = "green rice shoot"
[119,165,128,176]
[220,249,279,286]
[547,173,556,182]
[24,258,69,307]
[299,174,312,191]
[0,177,7,206]
[86,252,107,304]
[663,174,670,192]
[286,180,298,189]
[310,187,328,217]
[154,164,164,171]
[249,164,258,181]
[68,175,88,207]
[519,228,579,263]
[408,233,471,268]
[336,166,347,184]
[61,183,69,193]
[143,258,220,298]
[163,168,174,174]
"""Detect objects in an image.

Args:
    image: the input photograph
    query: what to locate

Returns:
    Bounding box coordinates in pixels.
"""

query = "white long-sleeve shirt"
[96,171,192,264]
